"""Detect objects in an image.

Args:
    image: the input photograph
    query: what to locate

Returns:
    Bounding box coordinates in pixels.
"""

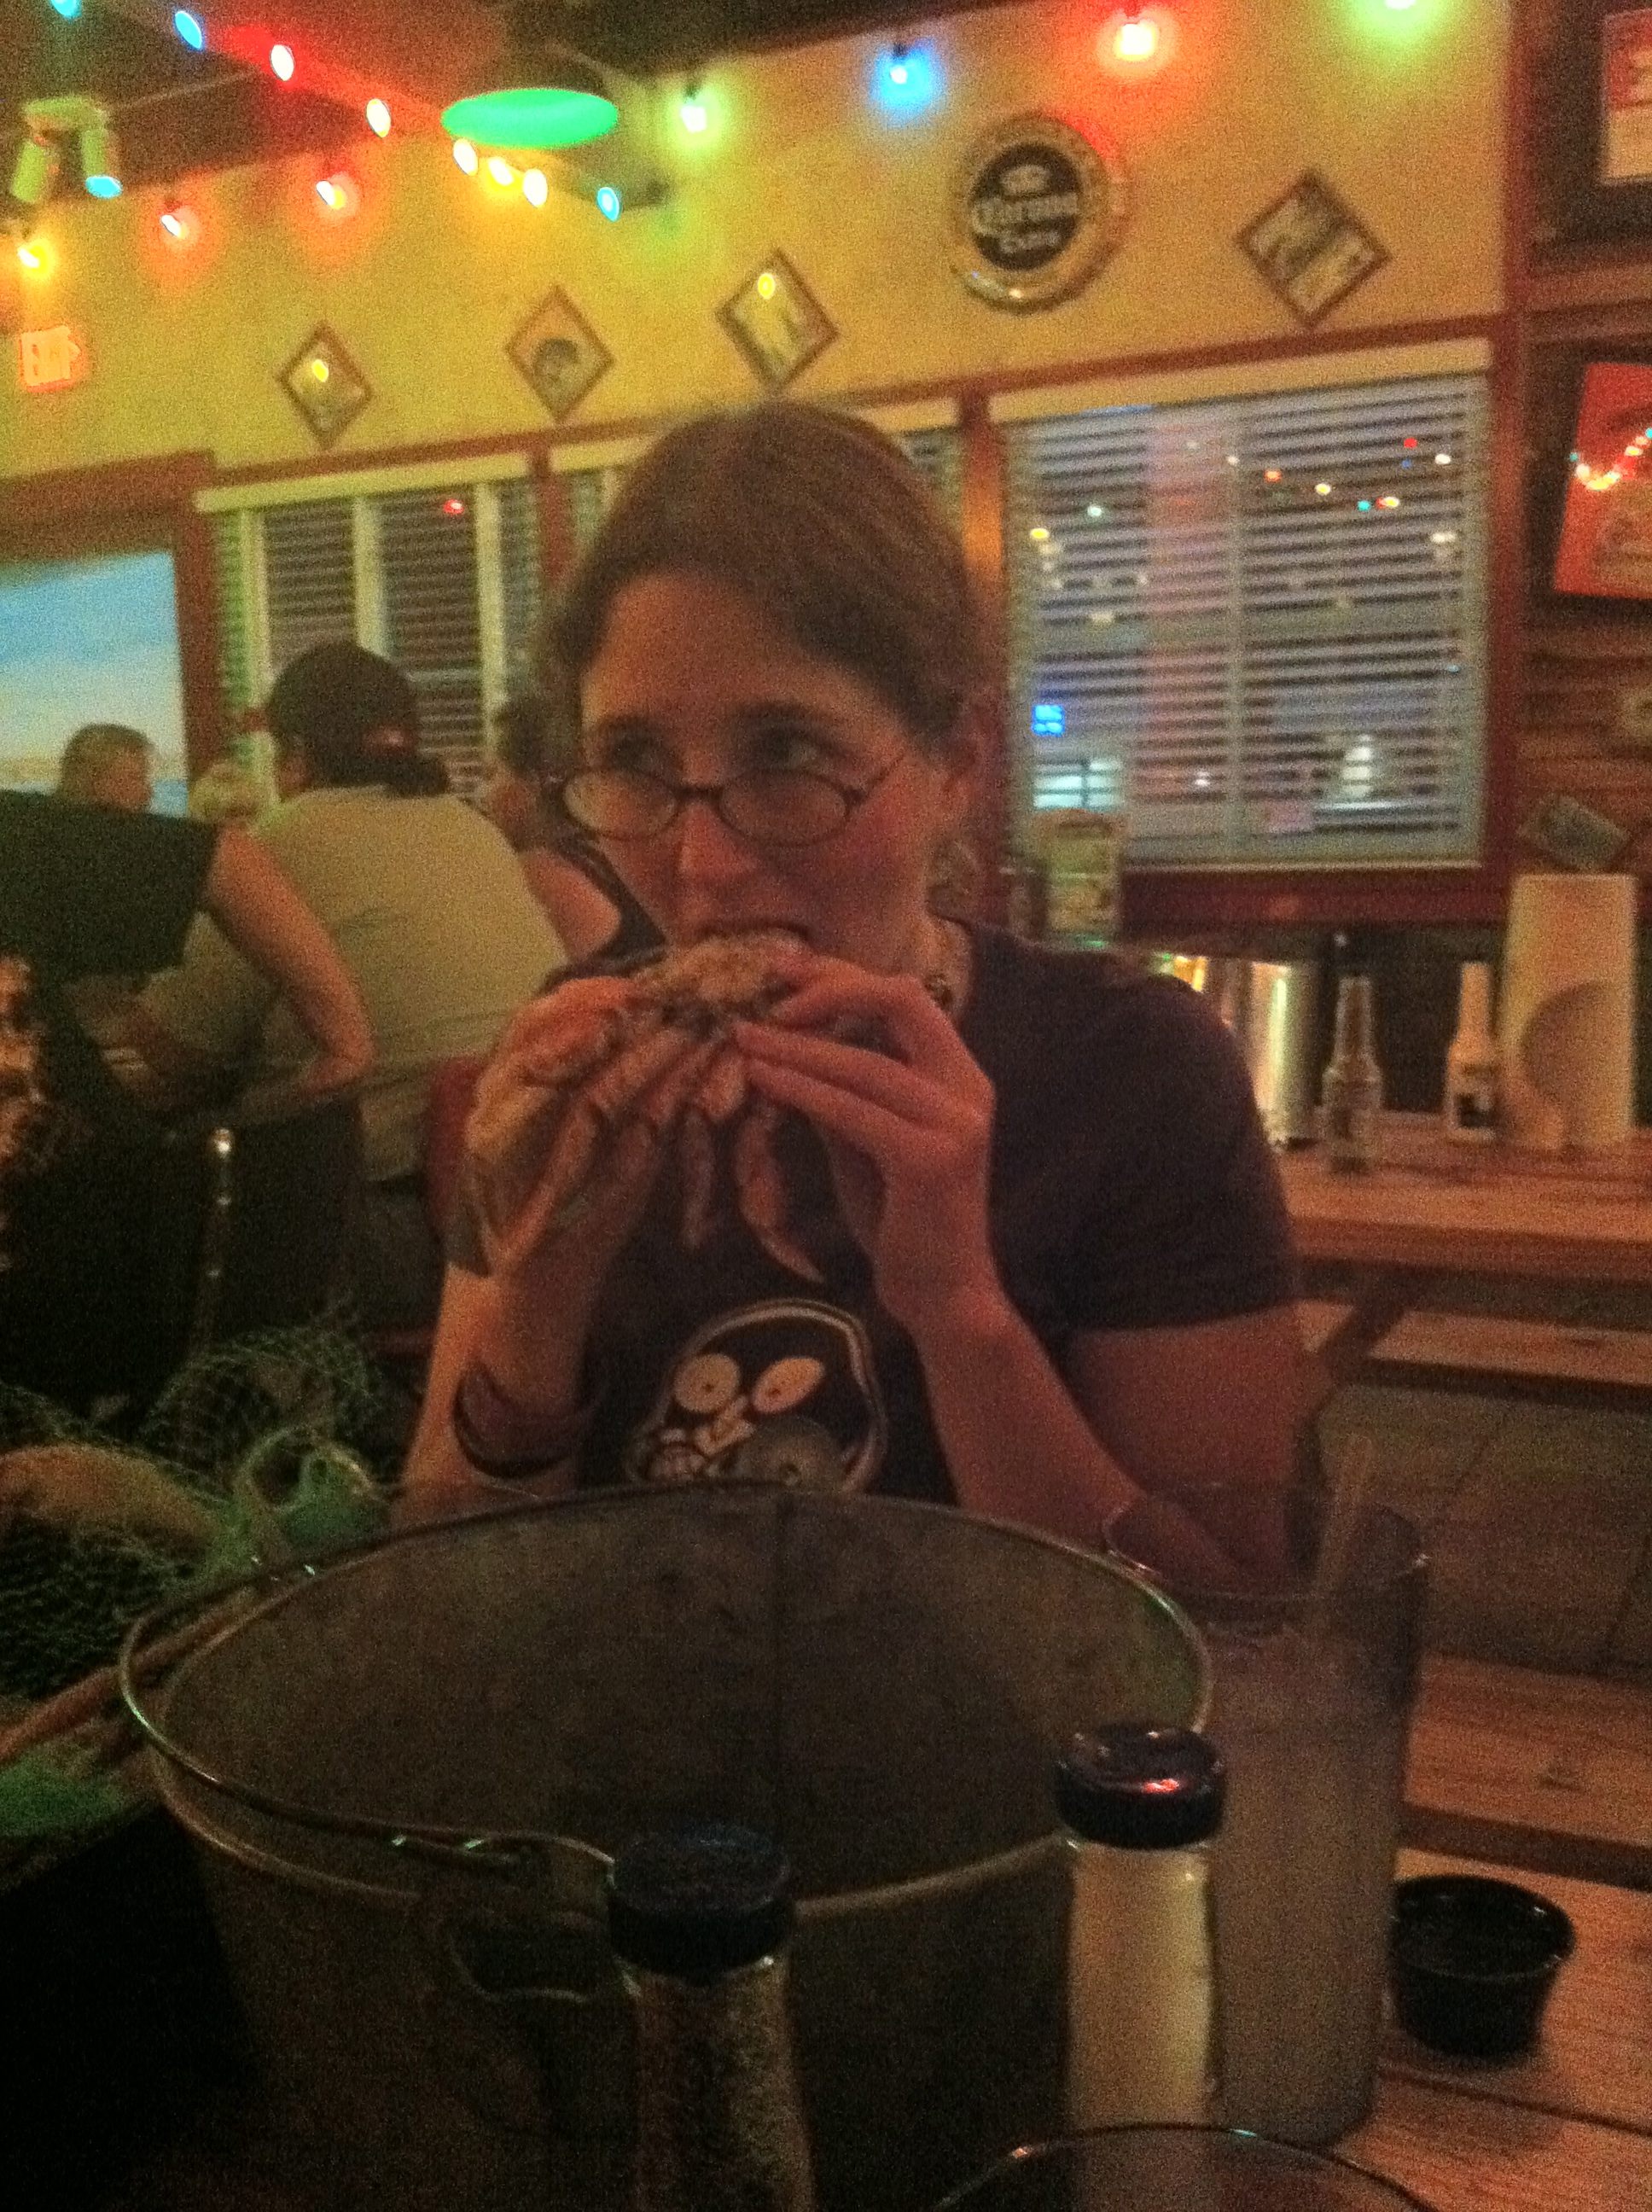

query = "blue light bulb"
[173,9,206,48]
[49,0,84,17]
[874,43,939,115]
[596,184,621,221]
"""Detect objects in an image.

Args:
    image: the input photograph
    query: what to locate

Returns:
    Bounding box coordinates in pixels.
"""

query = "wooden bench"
[1295,1291,1652,1409]
[1295,1297,1358,1358]
[1402,1652,1652,1891]
[1365,1309,1652,1407]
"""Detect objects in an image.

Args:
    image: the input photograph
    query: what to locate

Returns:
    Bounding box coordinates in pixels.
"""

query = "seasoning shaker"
[1056,1722,1225,2130]
[608,1821,816,2212]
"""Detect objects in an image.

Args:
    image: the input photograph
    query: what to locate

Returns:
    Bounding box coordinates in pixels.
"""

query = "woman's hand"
[734,954,1002,1336]
[464,977,713,1334]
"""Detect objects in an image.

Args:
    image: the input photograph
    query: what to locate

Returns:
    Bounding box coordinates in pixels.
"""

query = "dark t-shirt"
[0,795,218,1406]
[451,924,1298,1504]
[0,792,218,979]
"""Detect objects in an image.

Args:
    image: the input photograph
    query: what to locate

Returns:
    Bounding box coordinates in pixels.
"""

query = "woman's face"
[579,572,974,970]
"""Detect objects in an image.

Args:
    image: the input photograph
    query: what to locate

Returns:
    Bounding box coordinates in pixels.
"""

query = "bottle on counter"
[1442,960,1500,1144]
[608,1820,816,2212]
[1319,973,1384,1172]
[1056,1722,1226,2130]
[998,844,1048,942]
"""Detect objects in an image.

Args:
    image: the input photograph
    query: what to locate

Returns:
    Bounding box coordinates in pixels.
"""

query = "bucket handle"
[412,1833,637,2188]
[118,1551,606,1876]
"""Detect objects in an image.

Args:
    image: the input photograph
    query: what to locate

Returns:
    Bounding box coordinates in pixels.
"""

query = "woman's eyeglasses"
[558,754,904,849]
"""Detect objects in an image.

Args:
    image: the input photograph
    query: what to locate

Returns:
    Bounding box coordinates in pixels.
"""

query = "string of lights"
[8,0,1446,279]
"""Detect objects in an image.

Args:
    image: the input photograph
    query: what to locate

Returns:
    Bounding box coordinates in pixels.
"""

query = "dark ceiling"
[1,0,1017,198]
[0,2,368,195]
[541,0,1015,76]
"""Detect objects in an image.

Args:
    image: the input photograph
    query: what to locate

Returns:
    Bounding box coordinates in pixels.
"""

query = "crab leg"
[464,992,634,1221]
[678,1107,718,1250]
[734,1097,822,1283]
[535,1021,703,1227]
[696,1044,748,1126]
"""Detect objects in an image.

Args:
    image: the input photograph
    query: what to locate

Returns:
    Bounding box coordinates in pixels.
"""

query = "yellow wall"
[3,0,1506,479]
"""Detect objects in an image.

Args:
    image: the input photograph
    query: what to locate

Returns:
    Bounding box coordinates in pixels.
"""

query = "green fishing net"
[0,1324,399,1841]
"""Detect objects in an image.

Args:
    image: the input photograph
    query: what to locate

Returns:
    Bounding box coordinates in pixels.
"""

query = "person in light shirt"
[129,643,562,1330]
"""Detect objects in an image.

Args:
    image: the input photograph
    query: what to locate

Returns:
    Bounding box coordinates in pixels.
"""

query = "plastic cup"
[1390,1874,1575,2058]
[1103,1486,1428,2145]
[929,2123,1440,2209]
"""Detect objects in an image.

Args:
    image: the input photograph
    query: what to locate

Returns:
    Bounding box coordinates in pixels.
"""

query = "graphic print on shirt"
[622,1298,888,1490]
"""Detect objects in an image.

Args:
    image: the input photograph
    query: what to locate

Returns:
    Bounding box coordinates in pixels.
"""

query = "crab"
[465,931,823,1282]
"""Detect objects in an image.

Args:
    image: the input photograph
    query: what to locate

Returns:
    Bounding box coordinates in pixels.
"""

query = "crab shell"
[464,930,825,1278]
[623,928,810,1029]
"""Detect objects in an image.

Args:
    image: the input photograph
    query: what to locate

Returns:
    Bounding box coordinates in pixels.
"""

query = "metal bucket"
[128,1487,1208,2212]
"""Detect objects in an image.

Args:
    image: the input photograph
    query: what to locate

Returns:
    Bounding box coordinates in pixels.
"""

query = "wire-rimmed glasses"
[558,753,905,848]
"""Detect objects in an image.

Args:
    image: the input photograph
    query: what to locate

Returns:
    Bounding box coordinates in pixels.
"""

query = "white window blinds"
[208,470,543,795]
[1003,373,1489,867]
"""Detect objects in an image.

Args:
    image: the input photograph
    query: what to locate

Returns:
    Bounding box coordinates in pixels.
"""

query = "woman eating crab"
[403,401,1309,1572]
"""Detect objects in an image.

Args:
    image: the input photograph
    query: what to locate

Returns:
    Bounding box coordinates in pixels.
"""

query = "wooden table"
[1349,1847,1652,2211]
[1280,1115,1652,1285]
[1279,1115,1652,1404]
[78,1841,1652,2211]
[1403,1654,1652,1892]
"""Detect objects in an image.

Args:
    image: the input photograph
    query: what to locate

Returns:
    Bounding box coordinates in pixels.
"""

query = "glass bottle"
[1056,1723,1225,2130]
[1319,973,1383,1171]
[998,844,1048,942]
[1442,960,1500,1144]
[608,1821,816,2212]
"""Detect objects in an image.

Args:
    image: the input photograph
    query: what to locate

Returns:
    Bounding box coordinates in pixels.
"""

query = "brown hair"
[544,403,988,758]
[55,724,151,801]
[491,690,579,781]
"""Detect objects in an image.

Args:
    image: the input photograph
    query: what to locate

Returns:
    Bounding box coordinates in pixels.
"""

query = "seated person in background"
[0,794,370,1410]
[52,726,165,1055]
[480,691,661,965]
[404,402,1308,1573]
[126,643,563,1333]
[53,724,155,812]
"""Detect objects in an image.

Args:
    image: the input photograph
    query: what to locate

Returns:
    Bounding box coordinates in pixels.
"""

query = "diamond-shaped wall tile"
[278,324,371,449]
[508,288,614,423]
[718,250,836,391]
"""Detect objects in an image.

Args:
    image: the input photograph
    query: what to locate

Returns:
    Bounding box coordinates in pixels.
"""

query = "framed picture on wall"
[1551,3,1652,243]
[1551,359,1652,598]
[508,288,613,422]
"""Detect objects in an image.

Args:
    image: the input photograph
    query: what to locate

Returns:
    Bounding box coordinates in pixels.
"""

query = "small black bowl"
[1390,1874,1575,2059]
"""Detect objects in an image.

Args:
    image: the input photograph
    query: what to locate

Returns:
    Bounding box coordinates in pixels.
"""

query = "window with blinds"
[210,425,960,796]
[210,474,543,794]
[1004,374,1489,868]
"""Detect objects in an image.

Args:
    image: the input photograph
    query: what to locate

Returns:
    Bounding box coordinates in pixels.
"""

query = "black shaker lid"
[607,1822,794,1979]
[1055,1725,1226,1849]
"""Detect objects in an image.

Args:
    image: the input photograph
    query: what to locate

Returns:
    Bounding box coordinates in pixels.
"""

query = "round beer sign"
[949,114,1129,311]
